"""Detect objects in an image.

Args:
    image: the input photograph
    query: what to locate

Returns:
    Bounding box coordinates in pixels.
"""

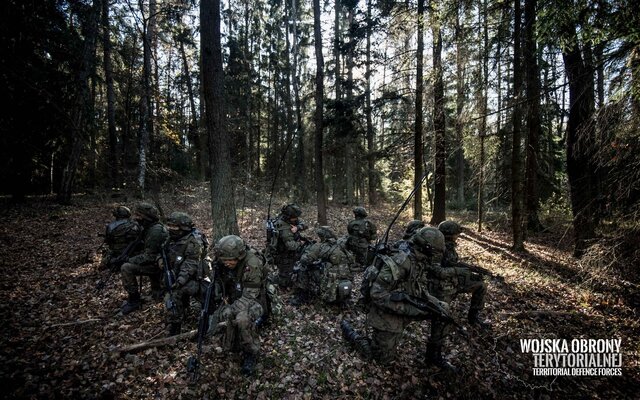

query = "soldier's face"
[450,234,459,243]
[289,216,299,225]
[222,259,239,269]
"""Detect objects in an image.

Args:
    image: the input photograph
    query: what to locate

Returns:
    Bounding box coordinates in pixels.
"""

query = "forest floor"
[0,183,638,399]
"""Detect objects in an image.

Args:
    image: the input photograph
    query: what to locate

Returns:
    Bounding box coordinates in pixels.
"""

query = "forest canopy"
[1,0,639,265]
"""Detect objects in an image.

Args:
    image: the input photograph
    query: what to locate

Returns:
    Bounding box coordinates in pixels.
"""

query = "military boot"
[468,309,491,329]
[425,343,458,374]
[241,352,257,376]
[166,322,181,337]
[121,292,141,315]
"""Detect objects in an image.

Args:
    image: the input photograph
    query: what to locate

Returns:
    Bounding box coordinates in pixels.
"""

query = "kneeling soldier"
[163,212,208,336]
[291,226,355,306]
[211,235,268,376]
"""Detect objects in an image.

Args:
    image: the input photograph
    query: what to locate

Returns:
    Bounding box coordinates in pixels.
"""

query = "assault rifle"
[186,264,219,382]
[457,261,503,281]
[95,233,144,291]
[161,247,177,316]
[389,292,462,328]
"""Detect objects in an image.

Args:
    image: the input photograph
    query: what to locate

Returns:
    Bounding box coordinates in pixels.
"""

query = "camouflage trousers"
[429,271,486,346]
[165,280,206,325]
[371,328,403,365]
[275,252,297,288]
[120,262,162,295]
[215,301,264,355]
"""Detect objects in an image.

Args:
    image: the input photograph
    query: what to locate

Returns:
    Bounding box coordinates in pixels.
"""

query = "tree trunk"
[102,0,117,189]
[524,0,543,233]
[291,0,306,201]
[414,0,425,220]
[201,0,239,239]
[58,0,100,204]
[454,2,466,210]
[179,39,202,179]
[560,24,597,257]
[477,0,489,233]
[365,0,377,204]
[313,0,327,224]
[431,13,446,225]
[511,0,525,251]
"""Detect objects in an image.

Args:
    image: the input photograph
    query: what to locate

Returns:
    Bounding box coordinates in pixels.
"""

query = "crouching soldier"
[346,207,377,268]
[272,203,310,288]
[211,235,268,376]
[291,226,355,306]
[120,202,169,315]
[343,226,456,370]
[101,205,142,271]
[437,221,490,328]
[163,212,208,336]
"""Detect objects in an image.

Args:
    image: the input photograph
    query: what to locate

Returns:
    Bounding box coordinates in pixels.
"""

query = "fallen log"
[112,329,197,353]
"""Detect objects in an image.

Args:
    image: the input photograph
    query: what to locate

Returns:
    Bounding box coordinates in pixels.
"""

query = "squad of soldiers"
[100,201,492,377]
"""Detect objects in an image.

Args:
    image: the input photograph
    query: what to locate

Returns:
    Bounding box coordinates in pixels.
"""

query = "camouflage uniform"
[293,227,355,304]
[212,235,268,375]
[164,212,208,336]
[120,203,169,315]
[273,204,308,288]
[436,221,488,326]
[366,242,450,365]
[347,207,377,267]
[101,206,142,270]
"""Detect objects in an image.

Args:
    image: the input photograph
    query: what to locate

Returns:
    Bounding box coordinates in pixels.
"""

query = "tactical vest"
[106,219,141,254]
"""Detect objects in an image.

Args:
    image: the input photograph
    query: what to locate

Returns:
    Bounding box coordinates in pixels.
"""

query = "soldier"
[163,212,208,336]
[120,202,169,315]
[211,235,268,376]
[291,226,356,306]
[437,220,489,328]
[101,206,142,271]
[272,203,310,288]
[363,227,455,369]
[346,207,377,267]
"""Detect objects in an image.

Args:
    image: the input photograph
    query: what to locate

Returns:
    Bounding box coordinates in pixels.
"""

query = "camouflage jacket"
[105,218,142,255]
[216,248,268,314]
[300,239,353,268]
[167,230,205,284]
[347,217,377,245]
[367,249,433,333]
[128,222,169,266]
[274,217,304,253]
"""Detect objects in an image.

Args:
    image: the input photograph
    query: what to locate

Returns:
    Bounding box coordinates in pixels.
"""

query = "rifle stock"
[187,264,218,382]
[95,233,144,291]
[161,248,177,315]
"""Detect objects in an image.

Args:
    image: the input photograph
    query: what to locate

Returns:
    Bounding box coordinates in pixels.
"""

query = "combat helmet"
[438,221,462,237]
[281,203,302,218]
[166,211,194,231]
[353,207,368,218]
[214,235,247,260]
[404,220,425,238]
[134,202,159,222]
[315,226,337,240]
[112,205,131,219]
[411,227,446,254]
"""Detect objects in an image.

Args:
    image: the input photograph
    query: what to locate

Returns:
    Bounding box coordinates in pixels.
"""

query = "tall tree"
[477,0,489,232]
[414,0,425,220]
[313,0,327,224]
[430,4,446,225]
[558,10,597,256]
[201,0,239,238]
[58,0,100,204]
[365,0,377,204]
[524,0,543,232]
[102,0,117,189]
[511,0,525,250]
